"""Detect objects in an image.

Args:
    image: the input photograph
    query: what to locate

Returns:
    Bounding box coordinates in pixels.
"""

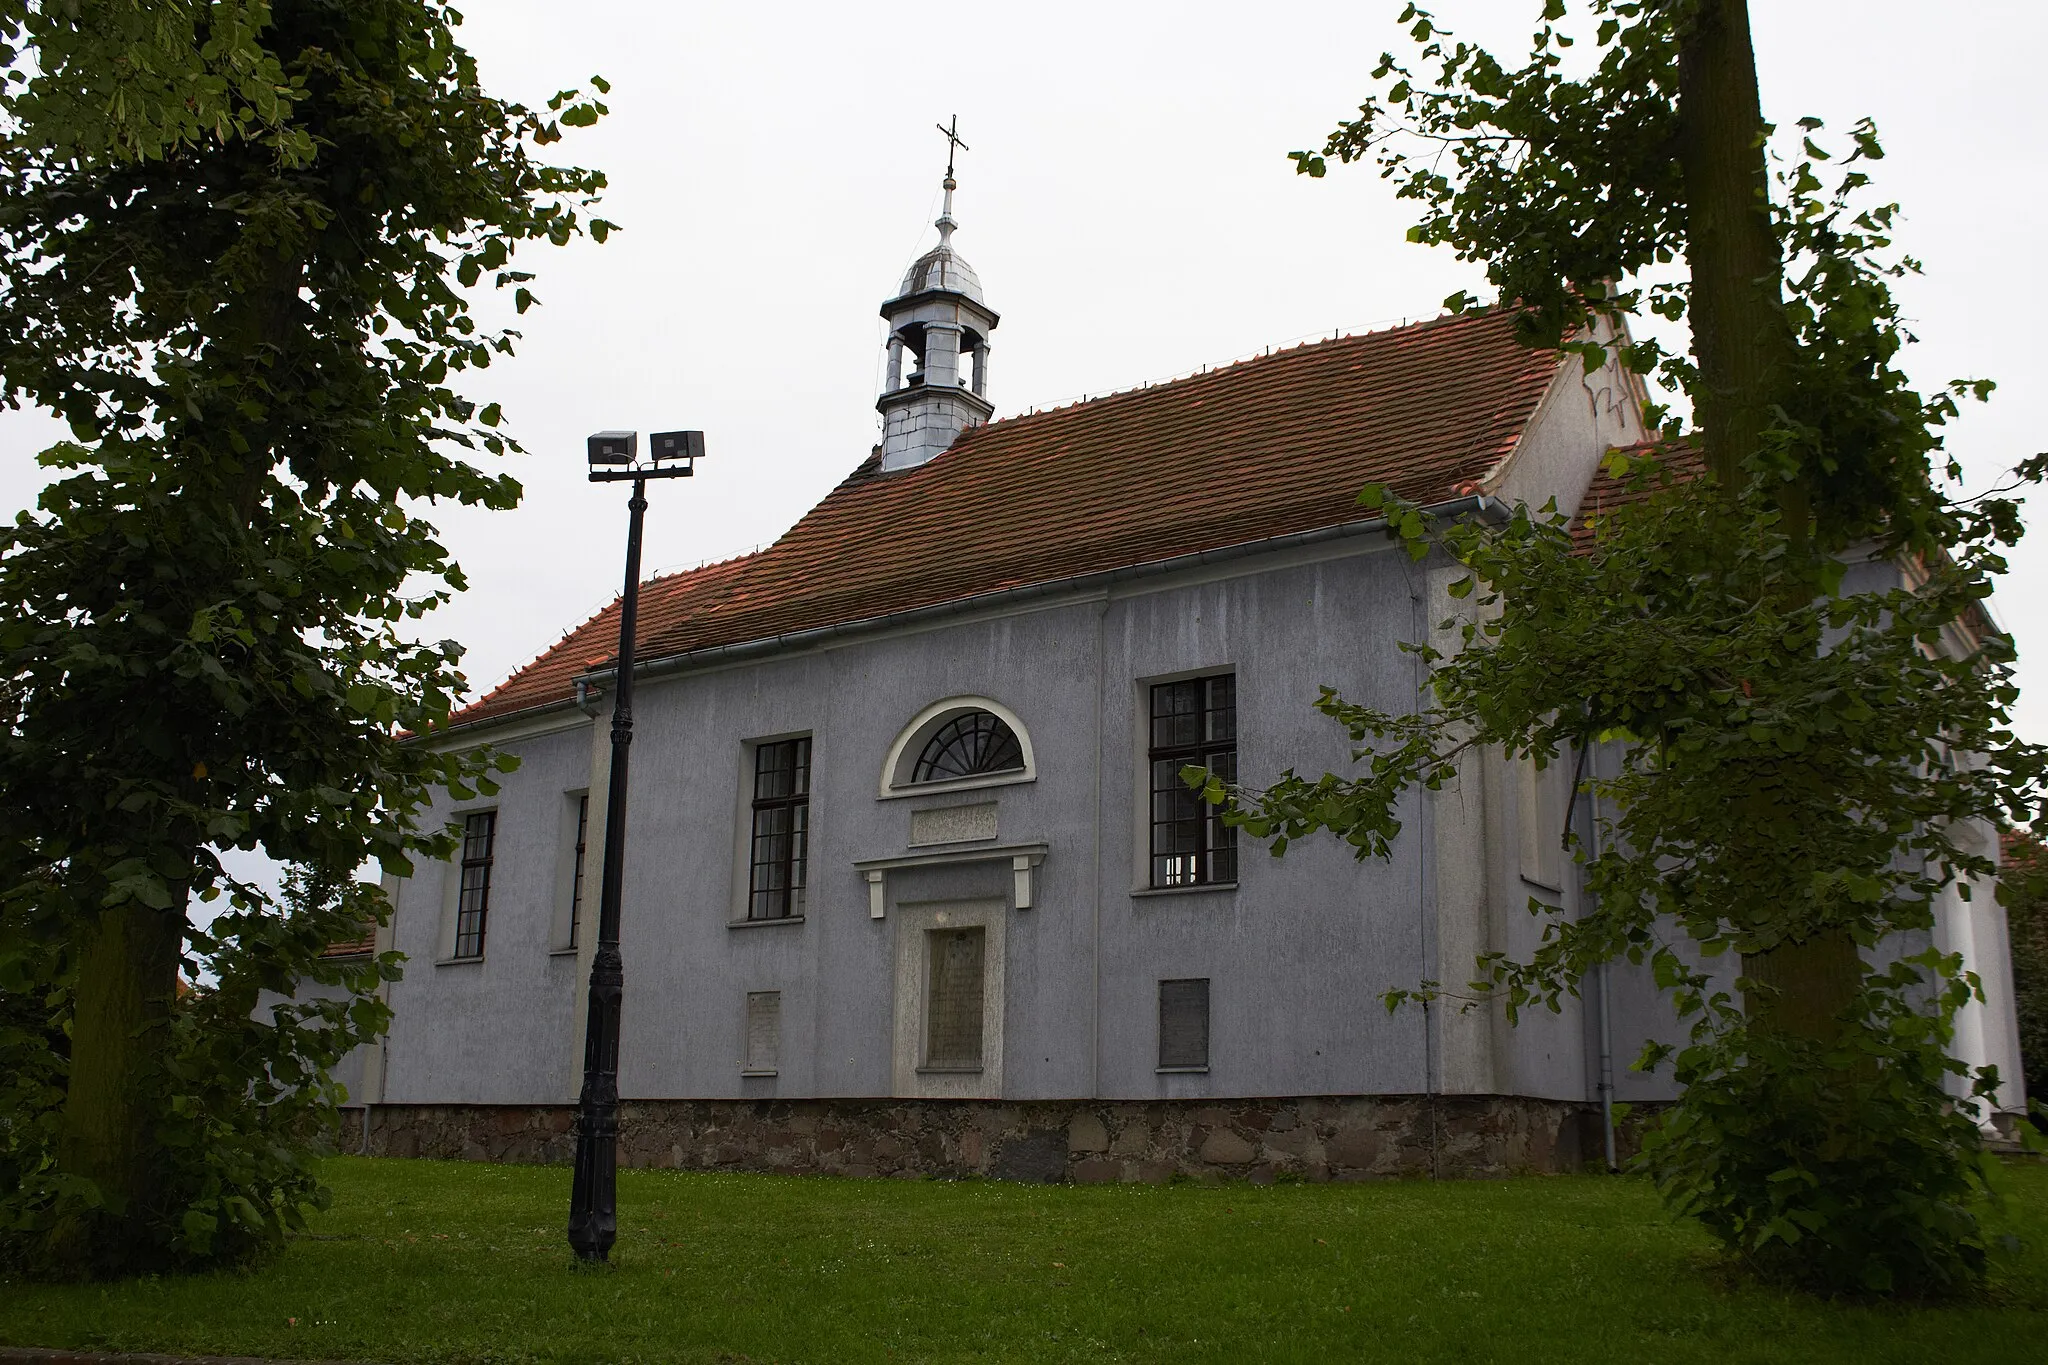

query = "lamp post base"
[568,939,626,1263]
[566,1099,619,1262]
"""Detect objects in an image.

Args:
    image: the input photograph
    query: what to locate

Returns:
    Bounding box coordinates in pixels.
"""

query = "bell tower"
[877,117,999,472]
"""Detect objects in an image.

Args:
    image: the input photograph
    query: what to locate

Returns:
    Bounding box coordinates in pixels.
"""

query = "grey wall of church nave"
[380,723,589,1104]
[377,541,1616,1108]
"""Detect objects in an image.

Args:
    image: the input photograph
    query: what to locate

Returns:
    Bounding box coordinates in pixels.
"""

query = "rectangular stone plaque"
[909,802,998,847]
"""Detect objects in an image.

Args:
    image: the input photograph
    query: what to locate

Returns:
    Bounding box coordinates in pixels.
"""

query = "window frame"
[742,989,782,1077]
[910,710,1025,784]
[1518,753,1570,892]
[878,696,1036,799]
[568,793,589,949]
[1145,674,1239,889]
[746,735,811,921]
[890,898,1005,1097]
[1157,976,1212,1073]
[452,810,496,960]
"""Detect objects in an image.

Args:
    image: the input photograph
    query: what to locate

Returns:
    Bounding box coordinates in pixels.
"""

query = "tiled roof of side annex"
[1570,441,2002,656]
[320,929,378,958]
[445,306,1571,731]
[1569,439,1709,549]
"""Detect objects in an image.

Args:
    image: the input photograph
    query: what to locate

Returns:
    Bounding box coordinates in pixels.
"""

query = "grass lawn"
[2,1157,2045,1364]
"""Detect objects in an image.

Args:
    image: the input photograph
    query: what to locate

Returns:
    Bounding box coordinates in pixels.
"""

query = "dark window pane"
[1159,978,1210,1069]
[1209,827,1238,884]
[1205,675,1237,742]
[924,927,985,1069]
[455,810,495,958]
[754,736,810,801]
[748,738,811,919]
[1146,677,1237,888]
[568,794,589,949]
[912,711,1025,783]
[1151,678,1200,750]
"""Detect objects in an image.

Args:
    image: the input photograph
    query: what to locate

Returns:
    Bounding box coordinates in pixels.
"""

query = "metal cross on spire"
[935,114,968,184]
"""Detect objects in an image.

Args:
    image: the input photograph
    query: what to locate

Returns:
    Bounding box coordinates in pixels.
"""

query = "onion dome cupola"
[877,118,999,472]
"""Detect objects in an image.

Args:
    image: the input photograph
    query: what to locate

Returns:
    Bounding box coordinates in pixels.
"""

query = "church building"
[326,164,2028,1180]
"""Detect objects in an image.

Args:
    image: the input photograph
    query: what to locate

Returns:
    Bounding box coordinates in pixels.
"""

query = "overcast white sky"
[5,0,2045,762]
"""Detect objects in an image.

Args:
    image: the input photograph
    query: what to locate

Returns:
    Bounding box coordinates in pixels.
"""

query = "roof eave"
[412,691,593,745]
[578,493,1507,694]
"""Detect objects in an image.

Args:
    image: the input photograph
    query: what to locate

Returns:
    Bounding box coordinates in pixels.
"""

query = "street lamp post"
[568,427,704,1264]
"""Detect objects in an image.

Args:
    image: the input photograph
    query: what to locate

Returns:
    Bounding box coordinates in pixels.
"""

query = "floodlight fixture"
[587,430,637,467]
[650,429,705,467]
[587,428,703,483]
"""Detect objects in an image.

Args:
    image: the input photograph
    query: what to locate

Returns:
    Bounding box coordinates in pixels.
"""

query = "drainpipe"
[1583,744,1618,1172]
[1596,964,1618,1171]
[1409,561,1442,1179]
[1091,596,1108,1106]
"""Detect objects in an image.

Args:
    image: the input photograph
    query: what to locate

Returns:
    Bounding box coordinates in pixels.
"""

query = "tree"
[1211,0,2046,1294]
[0,2,306,165]
[0,0,610,1275]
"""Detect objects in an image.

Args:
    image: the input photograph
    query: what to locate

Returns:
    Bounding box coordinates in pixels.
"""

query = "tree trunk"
[45,208,304,1272]
[1678,0,1853,1040]
[1677,0,1789,493]
[52,895,186,1264]
[1740,929,1864,1040]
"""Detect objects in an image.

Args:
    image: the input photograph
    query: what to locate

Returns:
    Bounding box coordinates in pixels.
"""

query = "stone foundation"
[339,1095,1610,1182]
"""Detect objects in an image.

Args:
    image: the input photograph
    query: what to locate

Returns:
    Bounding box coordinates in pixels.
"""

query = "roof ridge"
[644,546,765,583]
[962,305,1517,440]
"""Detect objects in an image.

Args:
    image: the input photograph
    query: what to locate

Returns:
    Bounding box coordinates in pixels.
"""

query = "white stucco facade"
[326,187,2027,1148]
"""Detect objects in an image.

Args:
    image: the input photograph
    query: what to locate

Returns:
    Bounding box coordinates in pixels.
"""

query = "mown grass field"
[2,1156,2045,1364]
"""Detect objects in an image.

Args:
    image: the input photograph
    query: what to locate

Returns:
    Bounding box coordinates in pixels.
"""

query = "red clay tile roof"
[1571,440,1708,548]
[449,552,760,728]
[1571,444,2001,650]
[446,308,1568,731]
[320,931,377,959]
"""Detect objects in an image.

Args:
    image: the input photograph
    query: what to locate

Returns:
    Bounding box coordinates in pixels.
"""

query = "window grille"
[748,737,811,919]
[568,793,589,949]
[1148,675,1237,887]
[1158,977,1210,1071]
[924,927,986,1070]
[454,811,496,959]
[912,710,1024,782]
[743,990,781,1075]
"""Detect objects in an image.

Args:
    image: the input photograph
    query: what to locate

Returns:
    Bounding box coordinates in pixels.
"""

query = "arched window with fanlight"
[880,696,1037,796]
[912,711,1024,783]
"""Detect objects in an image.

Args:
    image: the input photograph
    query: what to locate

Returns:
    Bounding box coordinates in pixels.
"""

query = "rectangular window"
[748,737,811,920]
[1519,756,1567,890]
[1148,675,1238,887]
[454,811,496,959]
[743,990,781,1075]
[568,793,590,949]
[924,927,986,1070]
[1158,977,1211,1071]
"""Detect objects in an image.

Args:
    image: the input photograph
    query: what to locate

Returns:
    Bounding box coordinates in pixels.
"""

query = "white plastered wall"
[1488,317,1648,519]
[1943,816,2028,1123]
